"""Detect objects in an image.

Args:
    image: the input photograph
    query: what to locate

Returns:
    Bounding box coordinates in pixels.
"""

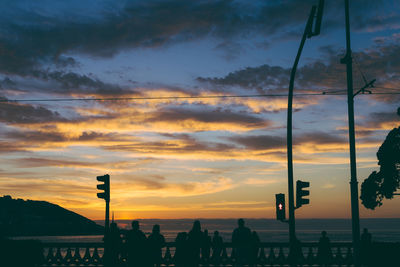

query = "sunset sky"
[0,0,399,220]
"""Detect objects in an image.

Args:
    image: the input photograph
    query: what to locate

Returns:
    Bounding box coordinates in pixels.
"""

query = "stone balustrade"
[39,241,358,266]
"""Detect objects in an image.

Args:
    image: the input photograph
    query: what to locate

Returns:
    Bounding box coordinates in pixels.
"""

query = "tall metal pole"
[105,199,110,236]
[287,6,316,248]
[342,0,361,265]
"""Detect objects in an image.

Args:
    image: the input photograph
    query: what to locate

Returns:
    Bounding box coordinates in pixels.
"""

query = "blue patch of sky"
[0,0,121,24]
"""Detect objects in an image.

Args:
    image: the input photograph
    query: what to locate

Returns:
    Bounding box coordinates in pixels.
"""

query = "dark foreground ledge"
[2,240,400,266]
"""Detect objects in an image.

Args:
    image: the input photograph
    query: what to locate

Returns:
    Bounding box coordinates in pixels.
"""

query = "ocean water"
[13,218,400,243]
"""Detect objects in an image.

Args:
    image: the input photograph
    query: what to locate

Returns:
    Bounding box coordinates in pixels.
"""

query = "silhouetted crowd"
[104,218,262,267]
[103,219,381,267]
[0,218,390,267]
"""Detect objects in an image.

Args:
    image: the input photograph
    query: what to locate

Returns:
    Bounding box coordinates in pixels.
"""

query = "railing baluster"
[92,246,101,264]
[72,247,80,265]
[267,246,276,265]
[64,247,73,265]
[336,246,343,266]
[345,246,353,266]
[45,247,54,265]
[55,247,63,265]
[164,245,172,266]
[306,246,314,265]
[259,246,266,265]
[221,246,229,266]
[277,246,285,265]
[82,246,91,265]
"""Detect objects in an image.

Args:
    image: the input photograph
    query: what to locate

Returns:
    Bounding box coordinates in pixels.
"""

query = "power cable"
[0,91,399,103]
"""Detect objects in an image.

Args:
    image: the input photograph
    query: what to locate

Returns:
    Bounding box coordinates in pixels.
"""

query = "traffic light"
[307,0,324,38]
[313,0,324,36]
[296,180,310,208]
[97,174,110,201]
[275,193,286,221]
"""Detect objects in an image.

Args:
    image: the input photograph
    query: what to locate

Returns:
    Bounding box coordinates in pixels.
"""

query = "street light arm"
[287,4,317,245]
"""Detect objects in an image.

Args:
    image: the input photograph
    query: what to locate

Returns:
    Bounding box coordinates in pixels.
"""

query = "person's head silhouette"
[238,218,245,228]
[132,220,139,231]
[192,220,201,231]
[152,224,160,234]
[321,231,327,237]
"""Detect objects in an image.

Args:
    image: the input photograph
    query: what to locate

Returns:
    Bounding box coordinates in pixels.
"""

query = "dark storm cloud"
[198,41,400,99]
[0,77,17,89]
[351,3,400,32]
[5,131,66,143]
[295,132,347,145]
[105,131,348,155]
[103,134,237,154]
[228,135,285,150]
[228,131,347,150]
[0,180,93,195]
[0,0,239,75]
[0,141,27,153]
[361,111,400,129]
[197,61,344,94]
[0,97,64,124]
[161,133,237,152]
[4,130,123,143]
[13,157,100,168]
[145,107,271,128]
[0,0,393,76]
[34,71,135,96]
[197,65,290,93]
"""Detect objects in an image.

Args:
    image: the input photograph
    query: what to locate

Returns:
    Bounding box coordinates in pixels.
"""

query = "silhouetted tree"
[360,125,400,209]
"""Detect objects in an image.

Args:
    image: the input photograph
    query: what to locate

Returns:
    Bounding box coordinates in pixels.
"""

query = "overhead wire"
[0,91,399,103]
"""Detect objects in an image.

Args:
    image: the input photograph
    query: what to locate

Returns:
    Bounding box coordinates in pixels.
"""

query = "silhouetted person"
[251,231,260,265]
[187,220,203,267]
[317,231,332,266]
[105,222,122,267]
[211,231,223,263]
[126,220,147,267]
[148,224,166,267]
[232,218,252,266]
[201,229,212,264]
[174,232,189,267]
[361,228,372,266]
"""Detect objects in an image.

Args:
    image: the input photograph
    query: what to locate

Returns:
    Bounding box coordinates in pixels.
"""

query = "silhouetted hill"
[0,195,103,236]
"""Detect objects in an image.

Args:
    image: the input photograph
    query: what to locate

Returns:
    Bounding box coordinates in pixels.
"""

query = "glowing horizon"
[0,0,399,221]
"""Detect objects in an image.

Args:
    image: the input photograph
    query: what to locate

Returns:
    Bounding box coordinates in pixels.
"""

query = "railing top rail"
[39,241,356,247]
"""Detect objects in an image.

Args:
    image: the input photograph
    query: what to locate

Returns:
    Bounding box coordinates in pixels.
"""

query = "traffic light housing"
[275,193,286,221]
[307,0,324,38]
[313,0,324,36]
[97,174,110,201]
[296,180,310,208]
